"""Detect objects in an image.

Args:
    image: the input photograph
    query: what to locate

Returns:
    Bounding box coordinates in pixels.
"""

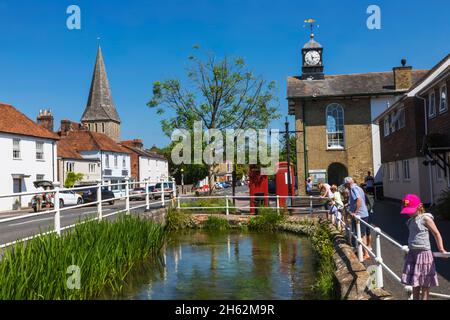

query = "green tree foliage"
[148,47,280,191]
[64,172,84,188]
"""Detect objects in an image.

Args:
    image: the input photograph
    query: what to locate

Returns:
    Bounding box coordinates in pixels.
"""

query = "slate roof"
[287,70,429,100]
[57,130,129,156]
[81,46,121,123]
[0,103,59,140]
[120,144,167,160]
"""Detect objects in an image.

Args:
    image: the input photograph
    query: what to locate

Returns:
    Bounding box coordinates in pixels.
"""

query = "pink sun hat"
[400,194,422,215]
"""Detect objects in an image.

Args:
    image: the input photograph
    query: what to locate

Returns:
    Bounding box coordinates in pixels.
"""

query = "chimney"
[60,120,72,135]
[393,59,413,90]
[121,139,144,149]
[37,109,54,132]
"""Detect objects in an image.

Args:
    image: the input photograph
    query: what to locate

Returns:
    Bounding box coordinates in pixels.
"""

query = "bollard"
[356,219,363,262]
[145,181,150,211]
[276,195,280,214]
[309,196,313,215]
[374,227,384,289]
[226,195,229,216]
[54,187,61,236]
[125,177,130,215]
[97,181,103,220]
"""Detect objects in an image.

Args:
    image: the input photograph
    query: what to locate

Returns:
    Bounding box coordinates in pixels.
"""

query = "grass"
[202,216,230,231]
[0,215,166,300]
[180,198,236,214]
[247,207,285,231]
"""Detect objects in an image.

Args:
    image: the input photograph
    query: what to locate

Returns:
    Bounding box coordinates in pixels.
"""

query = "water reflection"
[102,230,317,300]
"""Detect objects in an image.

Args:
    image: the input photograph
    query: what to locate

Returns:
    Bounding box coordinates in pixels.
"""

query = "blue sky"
[0,0,449,148]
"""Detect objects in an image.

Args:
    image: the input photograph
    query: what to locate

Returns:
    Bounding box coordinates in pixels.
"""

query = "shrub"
[247,208,285,231]
[165,208,196,231]
[203,215,230,231]
[180,198,236,214]
[436,188,450,220]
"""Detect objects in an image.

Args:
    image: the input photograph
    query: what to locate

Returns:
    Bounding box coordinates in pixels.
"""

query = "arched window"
[326,103,345,149]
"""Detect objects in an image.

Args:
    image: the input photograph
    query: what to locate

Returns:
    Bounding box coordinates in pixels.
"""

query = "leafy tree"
[279,135,297,175]
[64,172,84,188]
[148,47,280,192]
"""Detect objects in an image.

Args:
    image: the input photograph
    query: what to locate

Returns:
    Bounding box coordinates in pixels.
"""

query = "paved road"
[365,199,450,299]
[0,198,163,246]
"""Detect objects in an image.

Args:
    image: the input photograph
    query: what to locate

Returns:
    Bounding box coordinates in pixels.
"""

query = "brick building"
[287,32,427,193]
[375,54,449,204]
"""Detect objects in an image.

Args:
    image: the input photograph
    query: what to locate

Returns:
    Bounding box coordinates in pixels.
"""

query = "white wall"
[143,158,169,185]
[100,151,131,180]
[371,96,400,182]
[58,159,101,185]
[0,133,57,211]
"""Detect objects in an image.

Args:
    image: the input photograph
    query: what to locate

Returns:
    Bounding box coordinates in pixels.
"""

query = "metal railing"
[0,178,175,249]
[334,212,450,300]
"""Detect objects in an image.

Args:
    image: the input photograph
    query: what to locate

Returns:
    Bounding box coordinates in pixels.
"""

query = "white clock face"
[305,50,321,66]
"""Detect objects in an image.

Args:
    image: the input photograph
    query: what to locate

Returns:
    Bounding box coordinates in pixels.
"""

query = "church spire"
[81,46,121,124]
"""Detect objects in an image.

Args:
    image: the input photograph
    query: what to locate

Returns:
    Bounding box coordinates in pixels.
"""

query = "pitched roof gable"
[58,130,129,156]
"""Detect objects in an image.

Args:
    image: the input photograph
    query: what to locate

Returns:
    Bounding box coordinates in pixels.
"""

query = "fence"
[0,178,175,249]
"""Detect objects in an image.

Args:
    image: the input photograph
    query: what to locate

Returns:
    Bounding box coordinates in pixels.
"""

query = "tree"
[148,47,280,192]
[280,135,297,176]
[64,172,84,188]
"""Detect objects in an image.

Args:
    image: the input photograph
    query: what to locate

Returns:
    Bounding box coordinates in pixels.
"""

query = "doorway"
[13,178,22,210]
[327,163,348,186]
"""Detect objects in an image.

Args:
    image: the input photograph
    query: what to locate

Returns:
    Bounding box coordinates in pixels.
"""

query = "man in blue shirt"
[344,177,371,260]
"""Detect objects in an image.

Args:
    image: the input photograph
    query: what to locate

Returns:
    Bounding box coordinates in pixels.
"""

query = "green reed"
[0,215,166,300]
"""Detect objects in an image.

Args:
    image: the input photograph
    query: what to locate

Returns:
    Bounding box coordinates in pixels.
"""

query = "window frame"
[402,160,411,181]
[122,156,126,169]
[439,84,448,113]
[13,139,21,160]
[35,141,44,161]
[395,161,401,181]
[397,108,406,130]
[114,155,118,168]
[325,103,345,150]
[389,162,394,181]
[36,174,45,181]
[428,90,436,118]
[383,117,390,137]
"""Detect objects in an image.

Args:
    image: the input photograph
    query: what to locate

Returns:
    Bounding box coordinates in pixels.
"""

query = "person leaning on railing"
[400,194,447,300]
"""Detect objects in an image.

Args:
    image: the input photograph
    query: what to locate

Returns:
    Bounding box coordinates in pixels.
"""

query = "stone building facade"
[287,33,428,194]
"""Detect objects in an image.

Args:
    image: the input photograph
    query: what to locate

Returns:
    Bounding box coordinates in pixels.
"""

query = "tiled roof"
[57,139,83,159]
[287,70,429,99]
[0,103,59,140]
[81,46,121,123]
[57,130,130,156]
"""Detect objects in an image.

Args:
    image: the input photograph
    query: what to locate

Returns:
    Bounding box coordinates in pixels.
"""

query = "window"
[102,123,105,133]
[13,139,21,159]
[122,157,126,168]
[397,109,406,130]
[36,174,45,181]
[428,91,436,118]
[389,162,394,181]
[326,103,345,149]
[402,160,410,180]
[114,155,118,168]
[66,162,74,173]
[389,113,396,133]
[106,155,110,168]
[384,117,390,137]
[395,161,400,181]
[89,163,96,173]
[439,85,448,113]
[36,142,44,160]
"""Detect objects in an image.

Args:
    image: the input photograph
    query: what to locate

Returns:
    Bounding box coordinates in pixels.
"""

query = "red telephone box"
[275,162,295,207]
[249,165,269,214]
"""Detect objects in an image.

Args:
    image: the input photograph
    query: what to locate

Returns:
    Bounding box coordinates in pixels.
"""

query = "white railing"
[0,178,176,249]
[335,213,450,300]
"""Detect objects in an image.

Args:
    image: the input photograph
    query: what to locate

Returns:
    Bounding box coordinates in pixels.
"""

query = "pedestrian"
[400,194,447,300]
[306,177,313,196]
[318,182,333,220]
[364,171,375,195]
[344,177,371,260]
[330,185,344,230]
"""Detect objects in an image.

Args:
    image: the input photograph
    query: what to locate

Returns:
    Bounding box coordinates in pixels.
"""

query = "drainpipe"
[416,94,434,205]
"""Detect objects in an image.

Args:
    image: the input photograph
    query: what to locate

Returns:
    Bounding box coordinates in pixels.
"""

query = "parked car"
[221,182,231,188]
[129,188,146,201]
[81,187,115,205]
[31,181,83,212]
[154,182,176,199]
[214,182,223,189]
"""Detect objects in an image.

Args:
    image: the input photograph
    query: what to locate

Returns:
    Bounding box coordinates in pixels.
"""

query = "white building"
[0,103,59,211]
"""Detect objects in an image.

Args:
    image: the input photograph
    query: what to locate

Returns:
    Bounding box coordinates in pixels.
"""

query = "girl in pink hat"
[400,194,447,300]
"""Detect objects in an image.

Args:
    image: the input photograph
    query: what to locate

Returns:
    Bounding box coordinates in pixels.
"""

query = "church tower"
[81,46,121,142]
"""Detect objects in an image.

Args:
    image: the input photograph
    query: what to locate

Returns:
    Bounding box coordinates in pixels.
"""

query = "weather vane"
[303,18,319,38]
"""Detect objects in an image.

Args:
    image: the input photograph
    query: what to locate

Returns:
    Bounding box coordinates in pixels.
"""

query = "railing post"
[276,195,280,214]
[226,195,229,216]
[356,218,363,262]
[177,195,181,210]
[145,180,150,211]
[54,187,61,236]
[161,181,165,207]
[309,196,313,215]
[97,181,103,221]
[125,177,130,215]
[374,227,384,289]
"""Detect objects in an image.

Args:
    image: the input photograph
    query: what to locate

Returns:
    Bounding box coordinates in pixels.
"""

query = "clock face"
[305,50,321,66]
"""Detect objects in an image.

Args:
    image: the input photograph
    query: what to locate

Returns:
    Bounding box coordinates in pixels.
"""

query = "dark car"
[81,187,115,205]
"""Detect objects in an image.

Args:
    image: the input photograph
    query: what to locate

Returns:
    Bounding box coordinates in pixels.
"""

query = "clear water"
[104,230,318,300]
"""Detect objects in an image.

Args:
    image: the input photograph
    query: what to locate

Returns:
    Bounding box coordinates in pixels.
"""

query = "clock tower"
[301,20,324,80]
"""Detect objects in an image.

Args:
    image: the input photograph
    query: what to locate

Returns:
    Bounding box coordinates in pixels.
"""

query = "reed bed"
[0,215,166,300]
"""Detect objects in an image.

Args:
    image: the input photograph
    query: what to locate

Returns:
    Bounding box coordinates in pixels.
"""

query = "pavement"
[365,199,450,299]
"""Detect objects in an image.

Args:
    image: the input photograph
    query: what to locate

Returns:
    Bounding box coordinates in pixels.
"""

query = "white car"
[59,190,83,208]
